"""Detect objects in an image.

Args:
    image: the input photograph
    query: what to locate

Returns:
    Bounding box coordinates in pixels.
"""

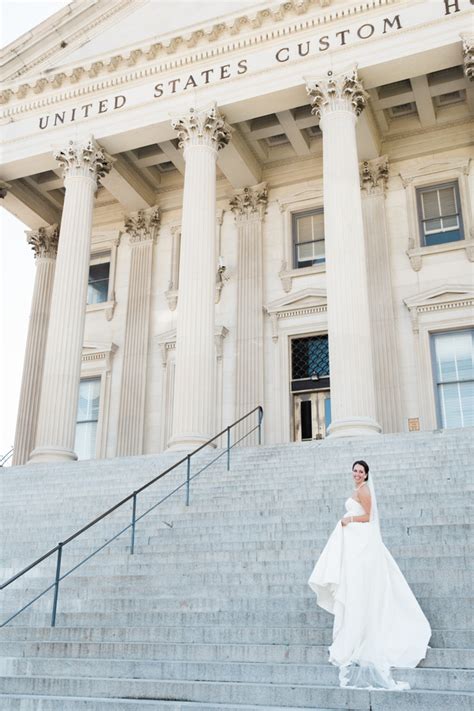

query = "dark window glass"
[291,336,329,380]
[88,262,110,304]
[416,182,464,247]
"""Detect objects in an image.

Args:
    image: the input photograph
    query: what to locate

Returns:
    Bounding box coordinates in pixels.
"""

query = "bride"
[308,460,431,690]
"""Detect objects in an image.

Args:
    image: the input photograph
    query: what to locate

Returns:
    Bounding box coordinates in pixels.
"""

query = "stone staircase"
[0,429,472,710]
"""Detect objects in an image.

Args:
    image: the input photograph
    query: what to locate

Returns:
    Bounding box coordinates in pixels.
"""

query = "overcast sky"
[1,1,70,457]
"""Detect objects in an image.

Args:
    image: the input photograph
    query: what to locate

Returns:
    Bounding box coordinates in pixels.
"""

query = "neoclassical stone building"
[1,0,473,465]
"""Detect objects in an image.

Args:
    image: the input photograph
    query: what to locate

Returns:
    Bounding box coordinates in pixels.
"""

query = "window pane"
[77,379,101,421]
[438,186,456,217]
[88,262,110,304]
[424,218,441,232]
[75,421,98,460]
[311,212,325,240]
[296,215,313,243]
[433,330,474,429]
[421,190,440,219]
[441,215,459,229]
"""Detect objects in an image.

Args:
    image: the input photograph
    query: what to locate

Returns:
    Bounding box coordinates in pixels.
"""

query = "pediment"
[266,288,327,315]
[1,0,282,84]
[404,284,474,310]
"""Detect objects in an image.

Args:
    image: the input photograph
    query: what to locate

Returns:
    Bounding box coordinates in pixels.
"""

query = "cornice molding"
[1,0,417,111]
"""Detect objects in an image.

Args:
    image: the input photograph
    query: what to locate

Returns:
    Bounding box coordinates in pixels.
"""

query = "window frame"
[430,328,473,430]
[75,376,101,460]
[86,233,120,319]
[291,208,326,270]
[416,180,464,247]
[400,159,473,271]
[277,190,326,293]
[88,258,111,305]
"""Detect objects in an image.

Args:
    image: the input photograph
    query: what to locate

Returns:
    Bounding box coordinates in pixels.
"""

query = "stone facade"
[1,0,473,461]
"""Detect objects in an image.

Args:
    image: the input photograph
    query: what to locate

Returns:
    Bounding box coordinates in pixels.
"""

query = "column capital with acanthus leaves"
[171,103,232,154]
[305,68,368,120]
[26,224,59,259]
[54,136,113,184]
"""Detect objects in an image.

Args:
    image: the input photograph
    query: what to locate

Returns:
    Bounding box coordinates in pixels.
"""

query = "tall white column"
[12,226,59,465]
[168,104,231,450]
[116,207,160,456]
[306,70,381,437]
[360,157,402,433]
[230,184,268,445]
[29,138,112,463]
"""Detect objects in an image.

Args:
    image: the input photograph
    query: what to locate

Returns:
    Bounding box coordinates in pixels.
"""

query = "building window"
[416,182,464,247]
[292,209,325,269]
[75,378,101,459]
[291,335,330,391]
[432,330,473,429]
[88,261,110,304]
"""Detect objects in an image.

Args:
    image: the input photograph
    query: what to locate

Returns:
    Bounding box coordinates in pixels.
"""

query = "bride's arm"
[341,487,371,525]
[352,486,371,523]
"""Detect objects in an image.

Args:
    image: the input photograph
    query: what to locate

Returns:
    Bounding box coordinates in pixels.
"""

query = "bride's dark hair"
[352,460,369,481]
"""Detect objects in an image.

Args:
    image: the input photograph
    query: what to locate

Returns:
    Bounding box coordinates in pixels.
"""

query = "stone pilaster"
[462,36,473,81]
[360,157,402,433]
[168,104,231,449]
[116,207,160,456]
[29,137,112,463]
[230,184,268,445]
[306,69,381,437]
[12,226,59,465]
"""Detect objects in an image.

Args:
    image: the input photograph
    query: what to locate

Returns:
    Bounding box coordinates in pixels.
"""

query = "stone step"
[4,602,471,629]
[1,657,473,692]
[0,696,345,711]
[0,675,472,710]
[0,625,470,649]
[0,640,470,669]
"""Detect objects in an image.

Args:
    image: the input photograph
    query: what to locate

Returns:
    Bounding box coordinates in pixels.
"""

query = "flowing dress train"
[308,497,431,690]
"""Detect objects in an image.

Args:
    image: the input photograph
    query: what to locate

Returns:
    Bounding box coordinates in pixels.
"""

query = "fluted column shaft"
[116,208,160,456]
[169,105,231,449]
[307,70,381,436]
[231,185,267,445]
[29,138,112,462]
[361,158,402,433]
[12,226,59,465]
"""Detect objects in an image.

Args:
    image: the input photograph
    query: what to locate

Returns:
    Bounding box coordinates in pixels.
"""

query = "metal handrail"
[0,447,13,467]
[0,406,263,628]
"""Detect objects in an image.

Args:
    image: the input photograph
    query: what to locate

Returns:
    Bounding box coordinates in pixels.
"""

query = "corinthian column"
[306,69,381,436]
[29,137,112,463]
[360,157,402,433]
[168,104,231,449]
[230,184,268,445]
[116,207,160,456]
[12,226,59,465]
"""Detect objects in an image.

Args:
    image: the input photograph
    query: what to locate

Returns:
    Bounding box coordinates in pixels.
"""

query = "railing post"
[226,427,231,471]
[130,493,137,555]
[51,543,63,627]
[258,407,263,445]
[186,456,191,506]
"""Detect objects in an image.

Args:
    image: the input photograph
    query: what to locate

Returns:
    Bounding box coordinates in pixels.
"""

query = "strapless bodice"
[344,497,366,515]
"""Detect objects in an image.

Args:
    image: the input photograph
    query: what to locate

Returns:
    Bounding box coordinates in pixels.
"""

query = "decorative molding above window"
[87,232,121,320]
[265,287,327,342]
[403,284,474,334]
[156,325,229,364]
[277,189,325,292]
[399,158,473,271]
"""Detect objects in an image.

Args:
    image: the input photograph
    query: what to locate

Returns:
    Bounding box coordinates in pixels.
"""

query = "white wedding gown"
[308,496,432,690]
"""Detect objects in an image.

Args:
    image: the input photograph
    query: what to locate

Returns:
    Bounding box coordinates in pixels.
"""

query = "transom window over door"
[416,182,464,247]
[431,330,473,429]
[75,378,101,459]
[292,209,325,269]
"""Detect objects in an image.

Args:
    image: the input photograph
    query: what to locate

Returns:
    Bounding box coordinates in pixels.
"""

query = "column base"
[327,417,382,438]
[28,446,78,464]
[167,433,217,452]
